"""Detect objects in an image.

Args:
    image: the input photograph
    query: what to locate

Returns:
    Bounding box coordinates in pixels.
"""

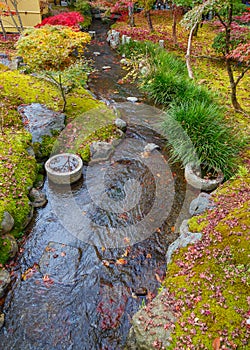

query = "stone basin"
[45,153,83,185]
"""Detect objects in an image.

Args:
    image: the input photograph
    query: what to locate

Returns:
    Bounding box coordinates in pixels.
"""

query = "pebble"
[127,96,138,103]
[102,66,111,70]
[134,287,148,296]
[93,52,101,56]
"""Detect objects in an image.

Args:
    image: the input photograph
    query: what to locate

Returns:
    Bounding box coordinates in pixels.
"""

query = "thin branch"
[235,66,250,87]
[215,11,227,29]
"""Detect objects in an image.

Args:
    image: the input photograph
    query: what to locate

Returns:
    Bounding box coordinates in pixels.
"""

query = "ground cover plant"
[162,174,250,349]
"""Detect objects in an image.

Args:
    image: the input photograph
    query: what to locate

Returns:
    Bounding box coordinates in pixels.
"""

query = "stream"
[0,19,197,350]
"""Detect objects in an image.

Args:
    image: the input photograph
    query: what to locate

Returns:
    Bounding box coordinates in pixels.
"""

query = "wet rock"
[102,66,111,70]
[26,146,35,157]
[134,287,147,296]
[126,289,176,350]
[107,30,120,49]
[22,205,34,229]
[29,188,48,208]
[0,270,11,298]
[127,96,138,103]
[39,242,81,284]
[144,143,160,153]
[0,313,4,329]
[93,51,101,56]
[115,118,127,131]
[189,192,215,216]
[0,211,14,234]
[166,219,202,265]
[90,141,114,163]
[18,103,65,143]
[2,234,18,258]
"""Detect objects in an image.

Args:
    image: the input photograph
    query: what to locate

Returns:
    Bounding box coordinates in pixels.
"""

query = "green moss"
[0,70,61,112]
[0,237,11,265]
[163,174,250,349]
[0,129,37,232]
[188,215,208,233]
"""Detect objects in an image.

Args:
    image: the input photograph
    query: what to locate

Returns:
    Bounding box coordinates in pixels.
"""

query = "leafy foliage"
[16,26,91,111]
[16,26,91,71]
[36,11,84,30]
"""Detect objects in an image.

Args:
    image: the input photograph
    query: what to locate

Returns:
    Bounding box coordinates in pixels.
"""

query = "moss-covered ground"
[113,9,249,349]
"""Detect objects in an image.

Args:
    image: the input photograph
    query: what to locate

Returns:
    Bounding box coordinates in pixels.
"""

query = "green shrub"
[74,0,91,16]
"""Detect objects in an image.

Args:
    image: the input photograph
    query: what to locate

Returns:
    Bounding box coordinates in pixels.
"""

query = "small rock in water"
[102,66,111,70]
[134,287,148,296]
[127,96,138,103]
[115,118,127,131]
[0,270,11,298]
[93,51,101,56]
[144,143,160,153]
[29,188,48,208]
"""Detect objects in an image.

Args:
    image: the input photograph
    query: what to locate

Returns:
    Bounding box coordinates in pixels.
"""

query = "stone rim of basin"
[45,153,83,185]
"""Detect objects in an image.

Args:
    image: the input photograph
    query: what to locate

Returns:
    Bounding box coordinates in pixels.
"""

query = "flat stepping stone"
[39,242,81,284]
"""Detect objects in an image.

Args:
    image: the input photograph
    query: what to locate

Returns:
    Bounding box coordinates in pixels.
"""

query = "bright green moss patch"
[163,174,250,349]
[0,129,37,235]
[0,237,12,265]
[0,70,61,112]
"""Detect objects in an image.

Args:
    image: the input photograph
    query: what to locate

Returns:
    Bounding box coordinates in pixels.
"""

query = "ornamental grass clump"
[161,100,244,179]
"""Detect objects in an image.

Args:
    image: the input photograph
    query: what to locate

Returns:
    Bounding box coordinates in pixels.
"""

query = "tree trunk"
[4,0,22,33]
[226,59,243,111]
[0,18,7,39]
[58,73,67,112]
[10,0,23,31]
[128,3,135,28]
[146,10,153,32]
[172,4,177,45]
[186,23,196,79]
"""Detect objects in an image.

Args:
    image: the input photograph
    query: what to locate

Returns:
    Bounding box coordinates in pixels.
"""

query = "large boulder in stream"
[18,103,65,143]
[126,288,177,349]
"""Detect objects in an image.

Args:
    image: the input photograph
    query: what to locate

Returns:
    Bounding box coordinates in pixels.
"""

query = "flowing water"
[0,19,196,350]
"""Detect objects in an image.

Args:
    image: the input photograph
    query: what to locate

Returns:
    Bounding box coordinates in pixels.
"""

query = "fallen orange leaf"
[115,258,127,265]
[212,337,221,350]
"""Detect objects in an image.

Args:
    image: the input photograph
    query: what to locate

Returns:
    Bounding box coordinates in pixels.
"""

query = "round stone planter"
[45,153,83,185]
[185,162,224,191]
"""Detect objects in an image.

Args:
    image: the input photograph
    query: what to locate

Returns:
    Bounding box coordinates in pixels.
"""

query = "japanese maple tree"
[36,11,84,30]
[181,0,249,112]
